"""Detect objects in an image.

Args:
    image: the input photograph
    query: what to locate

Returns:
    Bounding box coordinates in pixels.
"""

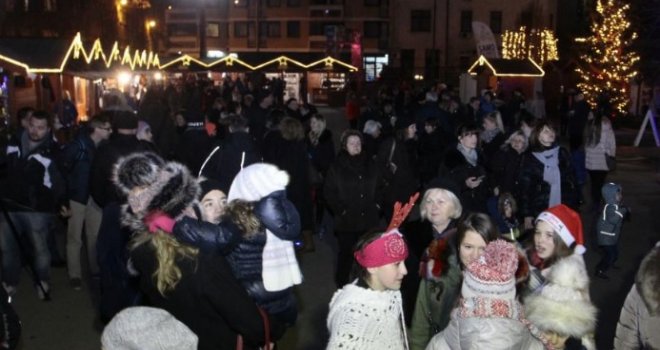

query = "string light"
[502,26,559,64]
[575,0,639,114]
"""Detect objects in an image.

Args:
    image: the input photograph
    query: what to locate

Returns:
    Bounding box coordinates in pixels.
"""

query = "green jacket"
[410,254,463,350]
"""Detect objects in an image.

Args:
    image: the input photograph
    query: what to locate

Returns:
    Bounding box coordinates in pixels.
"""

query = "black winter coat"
[89,134,151,207]
[518,146,578,219]
[442,147,489,214]
[306,129,335,177]
[131,242,283,350]
[263,133,313,231]
[376,137,420,217]
[324,152,382,232]
[489,145,524,197]
[173,190,300,317]
[1,131,64,212]
[199,131,262,189]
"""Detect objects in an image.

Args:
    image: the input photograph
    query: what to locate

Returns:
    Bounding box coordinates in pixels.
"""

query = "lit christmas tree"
[575,0,639,114]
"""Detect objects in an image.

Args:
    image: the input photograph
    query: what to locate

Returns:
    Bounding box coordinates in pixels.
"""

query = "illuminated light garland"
[0,32,161,74]
[502,26,559,64]
[159,54,358,72]
[467,55,545,77]
[575,0,639,114]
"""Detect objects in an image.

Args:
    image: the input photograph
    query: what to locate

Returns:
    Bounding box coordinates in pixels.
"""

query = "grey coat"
[614,243,660,349]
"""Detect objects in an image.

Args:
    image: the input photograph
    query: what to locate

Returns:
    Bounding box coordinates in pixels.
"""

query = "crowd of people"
[0,73,657,350]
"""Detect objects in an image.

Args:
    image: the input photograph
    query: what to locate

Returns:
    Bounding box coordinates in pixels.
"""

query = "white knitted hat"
[101,307,198,350]
[461,239,518,300]
[227,163,290,202]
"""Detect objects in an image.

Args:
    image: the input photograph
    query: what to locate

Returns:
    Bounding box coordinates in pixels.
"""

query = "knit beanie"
[227,163,289,202]
[536,204,586,254]
[524,254,597,339]
[199,178,229,199]
[101,307,198,350]
[112,152,200,232]
[461,239,518,300]
[112,110,139,130]
[424,176,461,202]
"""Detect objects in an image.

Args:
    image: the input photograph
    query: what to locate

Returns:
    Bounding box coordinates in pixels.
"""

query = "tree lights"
[575,0,639,114]
[501,27,559,65]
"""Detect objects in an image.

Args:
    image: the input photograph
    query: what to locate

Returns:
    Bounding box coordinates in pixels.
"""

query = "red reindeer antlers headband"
[386,192,420,231]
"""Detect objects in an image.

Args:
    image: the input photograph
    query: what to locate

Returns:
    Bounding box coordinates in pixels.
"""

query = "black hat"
[199,178,229,199]
[112,110,139,130]
[425,176,461,201]
[394,115,416,130]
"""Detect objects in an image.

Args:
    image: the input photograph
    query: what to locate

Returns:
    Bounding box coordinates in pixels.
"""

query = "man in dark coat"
[0,110,64,299]
[245,90,274,149]
[199,114,261,186]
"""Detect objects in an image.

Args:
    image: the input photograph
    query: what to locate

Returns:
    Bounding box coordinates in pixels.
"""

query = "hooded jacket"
[596,183,628,246]
[614,243,660,349]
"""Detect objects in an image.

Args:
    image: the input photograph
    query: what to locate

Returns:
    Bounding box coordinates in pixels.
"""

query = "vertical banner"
[472,21,500,58]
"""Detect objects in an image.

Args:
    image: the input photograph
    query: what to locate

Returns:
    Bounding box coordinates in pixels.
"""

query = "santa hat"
[536,204,586,254]
[462,239,519,300]
[102,307,198,350]
[524,254,597,339]
[227,163,289,202]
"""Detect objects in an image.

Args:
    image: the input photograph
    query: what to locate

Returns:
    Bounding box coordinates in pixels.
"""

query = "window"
[364,0,380,6]
[490,11,502,34]
[410,10,431,32]
[309,22,342,36]
[259,21,281,38]
[168,23,198,37]
[287,0,301,6]
[287,21,300,37]
[234,22,249,38]
[364,55,389,82]
[364,21,387,38]
[460,10,472,34]
[206,23,220,37]
[266,0,281,7]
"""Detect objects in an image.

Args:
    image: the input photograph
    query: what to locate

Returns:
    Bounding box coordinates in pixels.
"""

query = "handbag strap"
[235,308,271,350]
[388,139,396,163]
[257,307,271,347]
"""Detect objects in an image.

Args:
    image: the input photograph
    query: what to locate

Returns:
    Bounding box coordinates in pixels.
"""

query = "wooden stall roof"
[467,55,545,77]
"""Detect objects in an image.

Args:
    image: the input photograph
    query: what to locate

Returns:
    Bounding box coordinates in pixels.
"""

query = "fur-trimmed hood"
[524,254,598,339]
[636,242,660,316]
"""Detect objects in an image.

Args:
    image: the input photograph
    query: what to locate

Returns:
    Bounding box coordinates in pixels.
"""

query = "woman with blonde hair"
[115,153,279,350]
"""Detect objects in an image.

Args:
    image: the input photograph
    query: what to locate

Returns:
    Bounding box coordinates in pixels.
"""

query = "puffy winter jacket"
[614,243,660,350]
[596,183,628,246]
[174,190,300,318]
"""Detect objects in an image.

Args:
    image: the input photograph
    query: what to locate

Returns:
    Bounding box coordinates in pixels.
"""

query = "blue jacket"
[174,190,300,319]
[59,131,96,204]
[597,183,628,246]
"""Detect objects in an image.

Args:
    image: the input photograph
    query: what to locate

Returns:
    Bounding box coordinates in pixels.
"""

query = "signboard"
[472,21,500,58]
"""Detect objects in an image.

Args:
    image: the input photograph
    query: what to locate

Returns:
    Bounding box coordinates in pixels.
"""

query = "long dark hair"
[455,213,500,269]
[528,120,556,152]
[584,112,604,147]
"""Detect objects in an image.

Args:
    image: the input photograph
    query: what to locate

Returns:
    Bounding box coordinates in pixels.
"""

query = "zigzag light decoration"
[1,32,160,74]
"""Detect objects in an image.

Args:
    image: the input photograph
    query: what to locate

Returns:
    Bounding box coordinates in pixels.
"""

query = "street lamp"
[145,19,157,51]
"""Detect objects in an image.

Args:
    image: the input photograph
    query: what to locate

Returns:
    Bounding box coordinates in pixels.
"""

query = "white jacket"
[585,119,616,171]
[327,282,408,350]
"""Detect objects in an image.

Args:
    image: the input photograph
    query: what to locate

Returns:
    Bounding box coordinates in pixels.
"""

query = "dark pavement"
[9,111,660,350]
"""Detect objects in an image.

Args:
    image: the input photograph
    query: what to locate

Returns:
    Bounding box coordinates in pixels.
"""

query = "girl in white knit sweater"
[326,228,410,350]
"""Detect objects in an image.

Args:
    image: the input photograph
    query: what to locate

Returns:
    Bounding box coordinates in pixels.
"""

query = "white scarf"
[532,146,561,207]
